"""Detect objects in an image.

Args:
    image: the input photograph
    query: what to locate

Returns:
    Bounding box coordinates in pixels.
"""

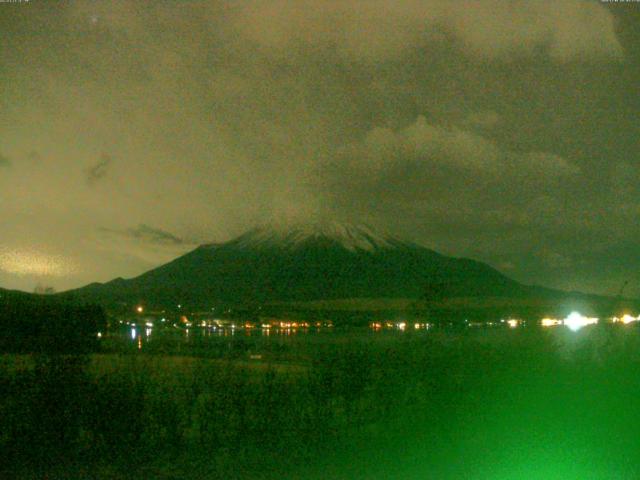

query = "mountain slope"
[61,223,558,308]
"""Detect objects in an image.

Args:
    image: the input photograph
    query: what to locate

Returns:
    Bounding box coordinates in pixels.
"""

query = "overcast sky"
[1,1,639,296]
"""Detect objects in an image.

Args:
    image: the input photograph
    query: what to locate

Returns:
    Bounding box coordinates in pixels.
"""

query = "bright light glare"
[564,311,598,331]
[541,318,562,327]
[507,319,519,328]
[136,306,144,313]
[613,314,639,325]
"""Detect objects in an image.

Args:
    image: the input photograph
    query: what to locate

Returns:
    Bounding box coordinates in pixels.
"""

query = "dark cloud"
[126,224,184,245]
[86,153,112,185]
[103,224,184,246]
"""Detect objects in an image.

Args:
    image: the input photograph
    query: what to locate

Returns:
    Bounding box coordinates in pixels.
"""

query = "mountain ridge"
[57,222,561,310]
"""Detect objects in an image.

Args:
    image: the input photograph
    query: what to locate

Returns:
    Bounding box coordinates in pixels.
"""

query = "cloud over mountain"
[346,115,578,179]
[0,0,637,296]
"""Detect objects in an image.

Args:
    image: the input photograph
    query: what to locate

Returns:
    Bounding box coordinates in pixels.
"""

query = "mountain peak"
[226,221,407,252]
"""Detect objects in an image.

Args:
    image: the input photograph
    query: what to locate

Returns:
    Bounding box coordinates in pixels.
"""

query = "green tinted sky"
[0,1,639,295]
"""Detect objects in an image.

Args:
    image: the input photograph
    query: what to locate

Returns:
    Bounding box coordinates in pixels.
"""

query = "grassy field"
[2,324,640,479]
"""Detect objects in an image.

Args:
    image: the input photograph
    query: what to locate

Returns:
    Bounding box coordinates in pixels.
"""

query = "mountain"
[0,286,40,303]
[0,285,106,353]
[60,222,568,311]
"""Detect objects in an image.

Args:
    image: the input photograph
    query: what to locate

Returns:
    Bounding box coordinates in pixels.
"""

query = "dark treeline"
[0,297,106,354]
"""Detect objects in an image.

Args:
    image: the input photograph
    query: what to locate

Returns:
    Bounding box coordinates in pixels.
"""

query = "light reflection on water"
[120,317,628,352]
[122,324,352,350]
[122,324,431,348]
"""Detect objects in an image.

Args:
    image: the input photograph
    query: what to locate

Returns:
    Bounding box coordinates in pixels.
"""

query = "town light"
[541,318,562,327]
[564,311,598,331]
[613,314,638,325]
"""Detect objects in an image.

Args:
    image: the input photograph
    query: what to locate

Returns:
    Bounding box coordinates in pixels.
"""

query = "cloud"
[232,0,623,62]
[319,115,585,265]
[94,224,195,275]
[343,115,578,181]
[444,0,623,61]
[113,224,185,246]
[86,153,113,184]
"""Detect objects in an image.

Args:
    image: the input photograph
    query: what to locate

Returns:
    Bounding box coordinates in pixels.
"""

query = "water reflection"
[370,321,431,331]
[120,311,640,352]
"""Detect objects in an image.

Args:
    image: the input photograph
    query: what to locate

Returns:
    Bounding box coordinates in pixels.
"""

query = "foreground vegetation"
[2,325,640,479]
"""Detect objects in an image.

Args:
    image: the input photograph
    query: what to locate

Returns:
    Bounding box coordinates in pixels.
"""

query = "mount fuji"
[60,222,561,310]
